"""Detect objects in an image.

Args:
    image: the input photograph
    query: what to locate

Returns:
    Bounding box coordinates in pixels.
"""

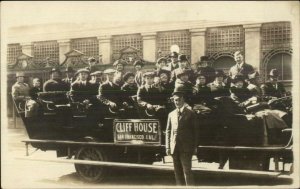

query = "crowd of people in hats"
[12,50,288,117]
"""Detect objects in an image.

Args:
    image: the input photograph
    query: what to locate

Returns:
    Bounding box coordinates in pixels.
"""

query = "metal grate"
[157,30,191,59]
[32,41,59,66]
[7,43,22,65]
[206,25,245,57]
[70,37,99,61]
[112,34,143,62]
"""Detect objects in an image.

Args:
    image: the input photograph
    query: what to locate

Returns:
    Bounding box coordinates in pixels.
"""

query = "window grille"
[206,25,245,57]
[112,34,143,62]
[70,37,99,61]
[32,40,59,66]
[156,30,191,59]
[7,43,22,65]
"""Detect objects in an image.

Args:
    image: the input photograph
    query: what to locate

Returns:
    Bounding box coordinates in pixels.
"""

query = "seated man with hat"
[170,54,193,85]
[12,72,30,101]
[197,56,216,84]
[121,72,138,108]
[137,71,165,112]
[43,67,69,92]
[207,70,230,98]
[98,68,123,111]
[113,59,126,86]
[70,68,97,103]
[261,69,286,99]
[133,60,145,87]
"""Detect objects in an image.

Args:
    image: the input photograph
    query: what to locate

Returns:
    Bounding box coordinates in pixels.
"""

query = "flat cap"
[75,68,90,77]
[123,72,135,81]
[16,72,26,77]
[178,54,189,62]
[133,60,144,67]
[143,71,155,78]
[103,68,116,74]
[90,71,103,76]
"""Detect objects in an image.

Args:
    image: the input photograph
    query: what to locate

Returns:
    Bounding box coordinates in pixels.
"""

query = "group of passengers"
[12,50,288,117]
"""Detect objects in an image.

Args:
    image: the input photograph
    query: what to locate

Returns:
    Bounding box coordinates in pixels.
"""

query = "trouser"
[172,147,194,186]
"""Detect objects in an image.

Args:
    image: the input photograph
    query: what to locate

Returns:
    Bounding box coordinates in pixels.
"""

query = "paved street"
[1,118,295,188]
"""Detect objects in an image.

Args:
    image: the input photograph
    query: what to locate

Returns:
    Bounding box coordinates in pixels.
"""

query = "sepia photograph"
[1,1,299,188]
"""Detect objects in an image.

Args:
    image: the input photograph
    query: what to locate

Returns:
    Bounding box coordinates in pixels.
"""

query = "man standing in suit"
[166,90,198,186]
[229,51,254,80]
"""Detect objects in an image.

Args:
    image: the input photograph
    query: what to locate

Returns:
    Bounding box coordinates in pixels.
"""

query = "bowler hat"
[269,69,279,77]
[123,72,135,81]
[103,68,116,74]
[75,68,90,77]
[16,72,26,78]
[215,70,225,77]
[172,87,185,97]
[178,54,189,62]
[50,67,62,75]
[133,60,144,67]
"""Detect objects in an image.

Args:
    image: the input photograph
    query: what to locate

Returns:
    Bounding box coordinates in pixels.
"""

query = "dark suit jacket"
[121,83,138,105]
[261,82,286,98]
[70,81,98,102]
[193,84,212,104]
[229,63,254,79]
[137,85,163,107]
[43,79,69,92]
[166,107,198,154]
[29,87,42,100]
[98,81,123,106]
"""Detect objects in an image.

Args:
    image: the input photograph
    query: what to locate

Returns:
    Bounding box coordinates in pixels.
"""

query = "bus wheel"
[75,147,108,182]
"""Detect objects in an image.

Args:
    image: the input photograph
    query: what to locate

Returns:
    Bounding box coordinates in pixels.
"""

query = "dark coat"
[137,85,164,107]
[175,80,194,106]
[165,107,198,154]
[193,84,212,104]
[261,82,286,98]
[70,81,98,102]
[29,86,42,100]
[230,86,252,103]
[98,81,123,106]
[198,66,216,84]
[121,83,138,105]
[207,81,230,98]
[62,77,75,91]
[43,79,70,92]
[229,63,254,79]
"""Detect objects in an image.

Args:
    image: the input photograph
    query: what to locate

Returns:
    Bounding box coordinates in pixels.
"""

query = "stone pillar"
[98,35,112,65]
[190,28,206,64]
[21,42,32,56]
[244,24,262,71]
[58,39,71,64]
[141,32,157,62]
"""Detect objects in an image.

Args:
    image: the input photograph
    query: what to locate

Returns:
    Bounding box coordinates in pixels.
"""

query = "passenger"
[229,74,252,105]
[89,71,104,94]
[193,73,212,105]
[137,71,164,110]
[29,78,42,100]
[155,57,170,77]
[197,56,216,84]
[98,68,123,110]
[246,71,262,98]
[166,51,179,71]
[207,70,230,98]
[261,69,286,99]
[43,67,69,92]
[113,59,126,86]
[62,67,75,89]
[174,69,194,107]
[170,54,192,85]
[12,72,30,100]
[229,51,254,80]
[121,72,138,107]
[70,68,97,102]
[157,69,174,100]
[133,60,145,87]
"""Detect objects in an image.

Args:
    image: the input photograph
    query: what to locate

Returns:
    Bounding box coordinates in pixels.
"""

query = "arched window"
[212,56,236,74]
[266,53,291,81]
